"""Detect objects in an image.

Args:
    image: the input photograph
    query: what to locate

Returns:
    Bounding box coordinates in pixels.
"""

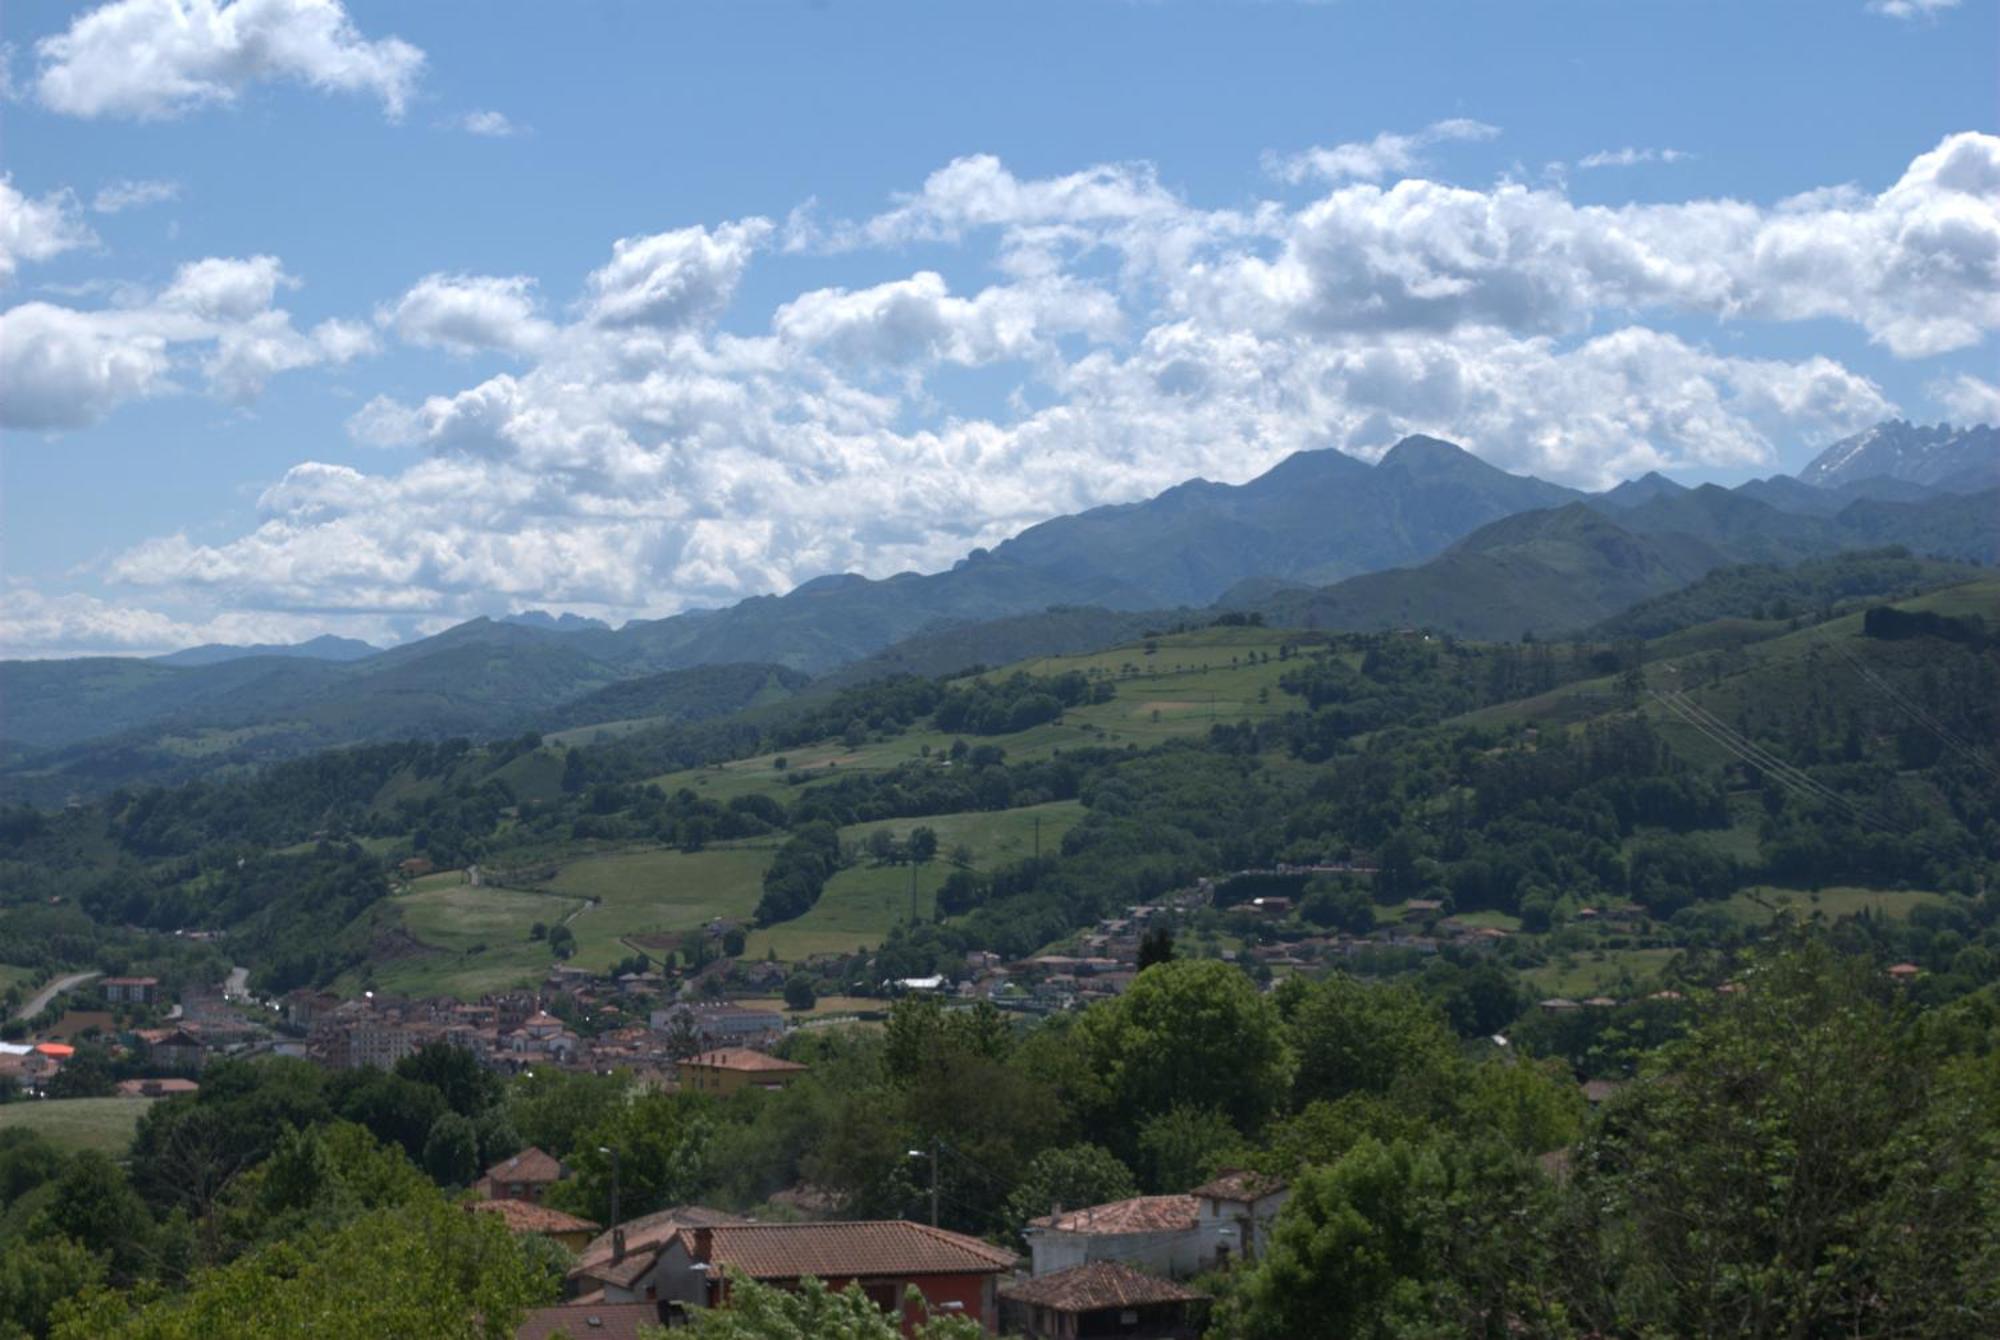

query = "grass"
[746,801,1086,961]
[0,965,34,996]
[1719,885,1954,927]
[0,1097,154,1155]
[541,846,776,969]
[1524,948,1678,999]
[363,880,589,999]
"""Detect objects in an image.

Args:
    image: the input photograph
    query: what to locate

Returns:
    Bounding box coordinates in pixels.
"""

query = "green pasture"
[0,1098,154,1156]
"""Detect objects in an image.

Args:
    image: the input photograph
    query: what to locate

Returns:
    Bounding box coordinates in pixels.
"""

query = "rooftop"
[514,1302,661,1340]
[1031,1195,1201,1235]
[468,1199,600,1236]
[573,1205,746,1275]
[684,1048,807,1073]
[1002,1260,1208,1312]
[689,1220,1018,1279]
[482,1146,565,1184]
[1190,1169,1286,1203]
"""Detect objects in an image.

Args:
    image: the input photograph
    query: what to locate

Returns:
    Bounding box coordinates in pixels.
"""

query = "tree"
[396,1042,501,1118]
[1286,975,1458,1110]
[783,975,816,1012]
[421,1112,480,1188]
[546,1093,709,1225]
[546,924,575,960]
[1135,1105,1242,1194]
[1073,960,1291,1141]
[1003,1144,1138,1236]
[0,1235,104,1340]
[907,826,938,865]
[722,926,747,958]
[1136,926,1174,970]
[684,1273,983,1340]
[56,1195,551,1340]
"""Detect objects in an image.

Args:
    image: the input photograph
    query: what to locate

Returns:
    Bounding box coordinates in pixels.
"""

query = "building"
[133,1026,207,1075]
[655,1221,1018,1335]
[1000,1261,1209,1340]
[1188,1170,1288,1262]
[115,1077,199,1099]
[101,977,159,1006]
[476,1147,568,1204]
[467,1199,601,1252]
[515,1302,662,1340]
[650,1003,786,1049]
[567,1206,749,1302]
[678,1048,807,1097]
[1026,1197,1211,1279]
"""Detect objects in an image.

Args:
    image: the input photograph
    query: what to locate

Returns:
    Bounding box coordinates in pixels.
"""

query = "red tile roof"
[514,1302,661,1340]
[483,1146,565,1184]
[1001,1261,1207,1312]
[467,1199,600,1236]
[572,1205,746,1276]
[1190,1169,1285,1203]
[690,1221,1017,1279]
[1030,1195,1200,1235]
[685,1048,806,1073]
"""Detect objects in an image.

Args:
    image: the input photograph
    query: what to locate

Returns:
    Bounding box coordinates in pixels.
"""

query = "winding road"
[12,971,100,1023]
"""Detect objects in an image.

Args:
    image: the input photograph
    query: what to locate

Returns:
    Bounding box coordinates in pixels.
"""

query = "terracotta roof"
[1001,1261,1207,1312]
[483,1146,565,1184]
[1030,1195,1200,1235]
[684,1048,806,1073]
[514,1302,661,1340]
[573,1205,746,1274]
[691,1221,1017,1279]
[468,1199,600,1236]
[1190,1169,1286,1203]
[1580,1079,1625,1105]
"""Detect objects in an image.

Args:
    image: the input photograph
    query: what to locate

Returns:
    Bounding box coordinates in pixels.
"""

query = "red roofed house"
[656,1221,1017,1335]
[514,1301,662,1340]
[468,1198,601,1252]
[134,1026,207,1075]
[1888,962,1921,983]
[567,1206,747,1302]
[1000,1260,1209,1340]
[476,1146,568,1204]
[679,1047,807,1097]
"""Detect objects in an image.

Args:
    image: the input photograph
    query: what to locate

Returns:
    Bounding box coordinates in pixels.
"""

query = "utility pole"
[1033,815,1041,860]
[930,1137,941,1228]
[599,1144,621,1246]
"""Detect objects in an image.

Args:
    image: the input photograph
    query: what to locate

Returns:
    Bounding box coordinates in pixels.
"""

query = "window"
[863,1281,900,1313]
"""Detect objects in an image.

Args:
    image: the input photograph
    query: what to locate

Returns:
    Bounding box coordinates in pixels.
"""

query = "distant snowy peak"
[1799,420,1999,492]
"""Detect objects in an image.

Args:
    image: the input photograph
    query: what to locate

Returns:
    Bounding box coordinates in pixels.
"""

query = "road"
[13,971,100,1023]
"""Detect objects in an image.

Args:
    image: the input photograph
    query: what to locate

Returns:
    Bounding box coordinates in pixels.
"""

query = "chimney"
[611,1227,626,1266]
[693,1226,714,1262]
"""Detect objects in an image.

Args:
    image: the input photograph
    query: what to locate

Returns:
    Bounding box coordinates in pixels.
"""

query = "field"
[734,994,884,1018]
[1719,885,1954,927]
[0,965,34,996]
[1524,948,1679,999]
[0,1097,153,1155]
[747,802,1086,961]
[362,875,589,998]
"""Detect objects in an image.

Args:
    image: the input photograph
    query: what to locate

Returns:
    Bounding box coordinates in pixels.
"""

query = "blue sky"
[1,0,1994,655]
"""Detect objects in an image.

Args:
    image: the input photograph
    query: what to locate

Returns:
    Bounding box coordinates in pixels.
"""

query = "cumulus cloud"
[0,177,94,282]
[0,584,393,658]
[92,178,182,213]
[457,109,516,137]
[1267,119,1501,185]
[1929,372,2000,423]
[379,273,553,356]
[33,0,424,121]
[71,130,1992,636]
[1867,0,1959,18]
[1577,147,1691,169]
[583,219,773,328]
[0,254,371,428]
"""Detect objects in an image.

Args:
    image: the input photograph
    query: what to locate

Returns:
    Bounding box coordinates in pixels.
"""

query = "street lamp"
[598,1145,621,1238]
[907,1142,939,1227]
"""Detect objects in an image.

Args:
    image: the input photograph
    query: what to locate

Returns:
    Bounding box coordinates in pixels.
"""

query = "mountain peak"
[1375,435,1478,471]
[1799,420,1998,492]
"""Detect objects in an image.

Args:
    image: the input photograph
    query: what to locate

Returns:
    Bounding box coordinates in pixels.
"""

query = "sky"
[1,0,1995,657]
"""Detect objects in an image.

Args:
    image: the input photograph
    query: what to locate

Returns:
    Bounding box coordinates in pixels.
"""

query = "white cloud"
[0,177,94,282]
[1928,372,2000,423]
[33,0,424,121]
[1867,0,1959,18]
[92,178,182,213]
[1577,147,1691,170]
[0,584,394,658]
[1267,119,1501,185]
[583,219,774,329]
[69,130,1989,636]
[0,253,371,428]
[379,273,553,356]
[457,109,517,137]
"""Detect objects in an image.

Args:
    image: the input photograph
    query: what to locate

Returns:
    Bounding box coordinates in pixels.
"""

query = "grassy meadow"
[0,1098,154,1155]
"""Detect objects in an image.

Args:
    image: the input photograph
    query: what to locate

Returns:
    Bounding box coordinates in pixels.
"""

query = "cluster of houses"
[475,1135,1287,1338]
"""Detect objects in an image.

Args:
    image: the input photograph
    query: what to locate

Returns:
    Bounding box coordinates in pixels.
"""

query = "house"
[1887,962,1921,983]
[101,977,159,1006]
[566,1205,746,1302]
[1000,1261,1209,1340]
[678,1048,806,1097]
[1189,1170,1288,1262]
[1025,1196,1222,1279]
[467,1199,601,1252]
[1581,1078,1625,1106]
[515,1302,662,1340]
[1538,998,1580,1014]
[649,1003,786,1049]
[114,1077,199,1099]
[655,1221,1018,1335]
[477,1147,568,1204]
[133,1026,207,1074]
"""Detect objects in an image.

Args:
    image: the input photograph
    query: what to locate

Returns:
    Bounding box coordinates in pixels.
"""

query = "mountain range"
[3,420,1992,796]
